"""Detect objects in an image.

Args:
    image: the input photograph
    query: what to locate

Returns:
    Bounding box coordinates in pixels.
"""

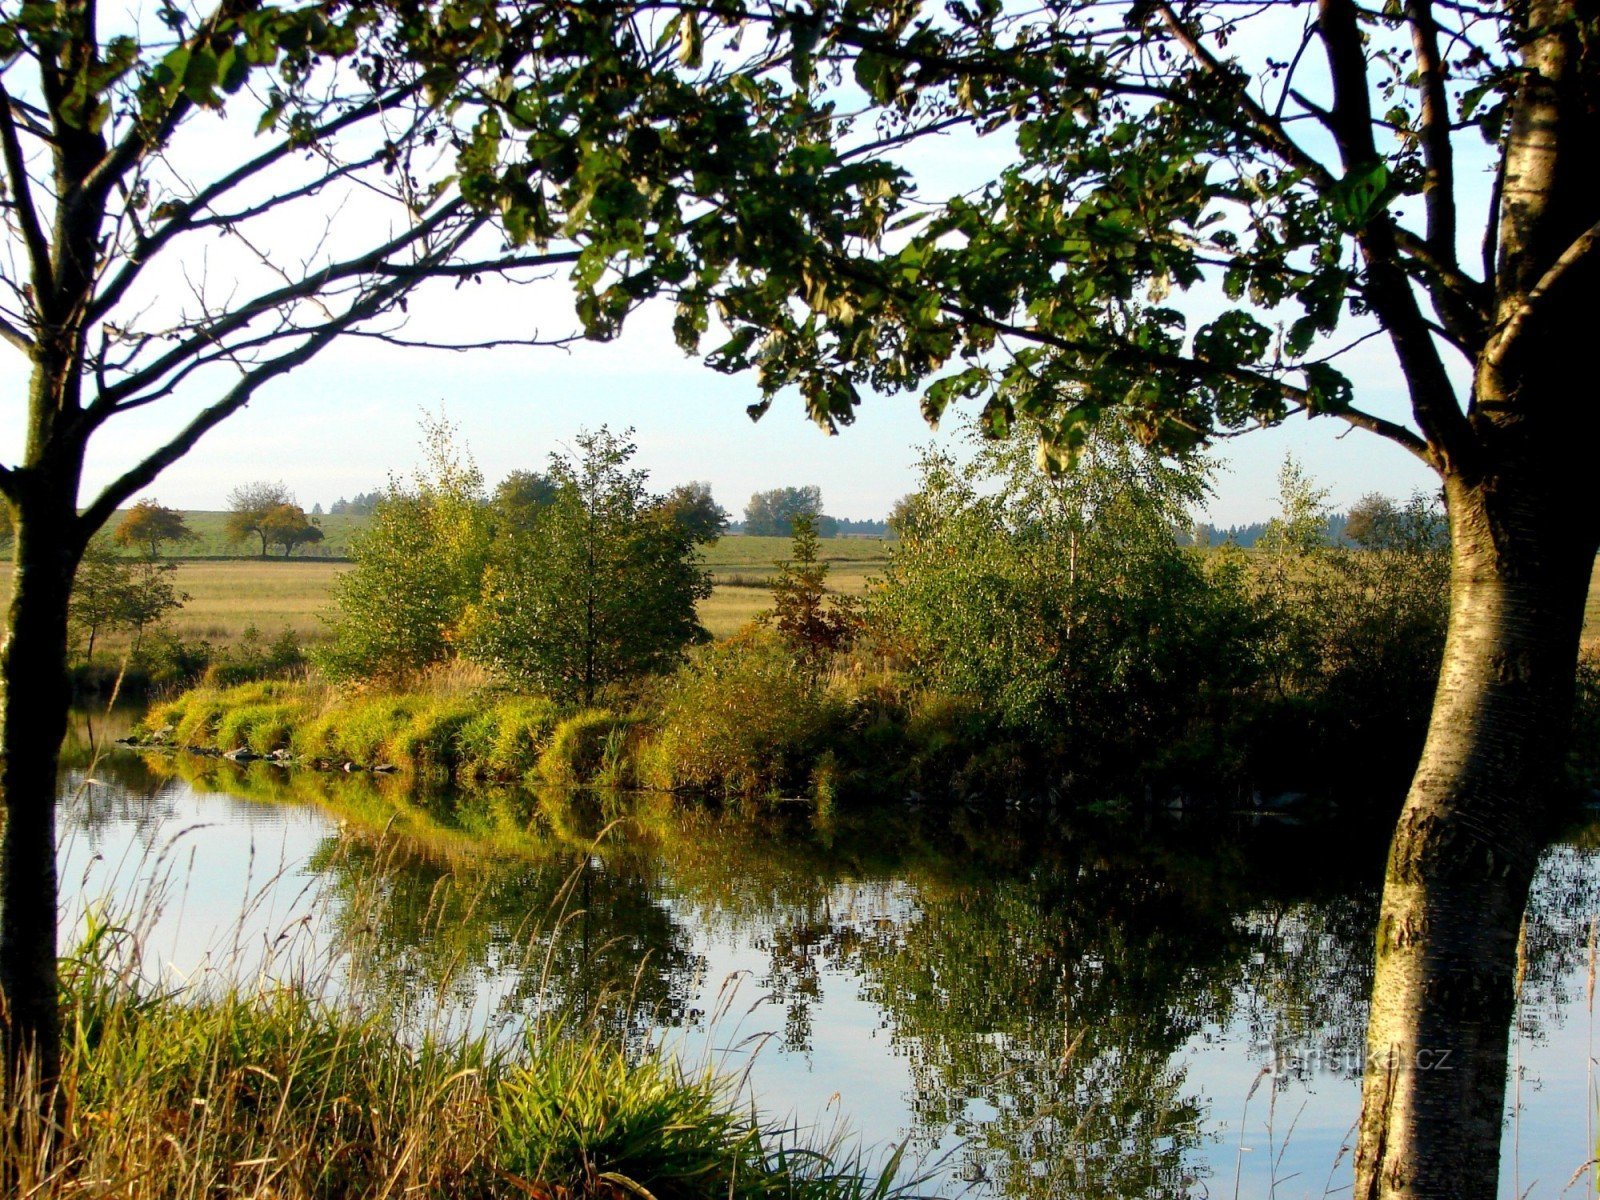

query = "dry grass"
[3,538,888,653]
[0,559,347,654]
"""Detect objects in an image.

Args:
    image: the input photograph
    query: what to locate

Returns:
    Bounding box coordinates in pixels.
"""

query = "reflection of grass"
[6,883,911,1199]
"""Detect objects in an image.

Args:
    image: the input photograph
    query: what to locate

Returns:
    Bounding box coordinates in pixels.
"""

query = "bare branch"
[0,80,54,306]
[342,328,583,352]
[79,274,420,533]
[0,312,34,353]
[89,200,473,413]
[88,84,425,325]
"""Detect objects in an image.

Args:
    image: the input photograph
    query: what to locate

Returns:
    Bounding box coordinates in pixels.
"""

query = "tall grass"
[5,825,918,1200]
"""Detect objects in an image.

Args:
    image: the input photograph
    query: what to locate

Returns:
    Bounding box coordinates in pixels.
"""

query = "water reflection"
[55,729,1600,1198]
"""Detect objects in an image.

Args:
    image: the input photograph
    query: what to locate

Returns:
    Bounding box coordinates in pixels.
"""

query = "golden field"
[0,535,891,651]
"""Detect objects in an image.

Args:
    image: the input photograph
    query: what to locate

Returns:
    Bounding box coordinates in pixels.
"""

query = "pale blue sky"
[31,286,1437,526]
[1,7,1460,527]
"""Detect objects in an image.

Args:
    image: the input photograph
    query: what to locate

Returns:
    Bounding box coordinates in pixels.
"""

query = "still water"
[58,716,1600,1198]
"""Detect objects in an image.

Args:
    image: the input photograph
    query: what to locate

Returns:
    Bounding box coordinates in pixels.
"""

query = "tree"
[0,0,655,1097]
[1346,492,1450,553]
[224,482,296,558]
[875,426,1246,752]
[467,4,1594,1188]
[322,417,491,680]
[767,514,860,664]
[67,542,136,664]
[260,504,325,557]
[743,487,836,538]
[68,539,186,660]
[464,428,710,704]
[118,560,189,655]
[491,470,563,534]
[659,481,730,544]
[1259,458,1334,556]
[113,500,196,560]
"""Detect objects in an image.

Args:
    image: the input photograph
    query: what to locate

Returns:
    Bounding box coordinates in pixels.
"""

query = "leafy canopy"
[463,428,711,703]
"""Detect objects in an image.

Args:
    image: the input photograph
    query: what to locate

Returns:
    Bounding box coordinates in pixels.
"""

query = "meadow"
[0,534,892,651]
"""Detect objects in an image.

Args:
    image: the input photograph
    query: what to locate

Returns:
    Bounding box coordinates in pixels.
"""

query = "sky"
[0,6,1457,528]
[42,292,1434,526]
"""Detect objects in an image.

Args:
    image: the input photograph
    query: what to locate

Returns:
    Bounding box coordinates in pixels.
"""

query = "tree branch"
[0,313,35,353]
[944,300,1436,464]
[87,84,424,326]
[1316,0,1476,465]
[78,275,418,534]
[0,80,54,307]
[88,201,473,413]
[1406,0,1458,261]
[1160,2,1485,338]
[1486,216,1600,371]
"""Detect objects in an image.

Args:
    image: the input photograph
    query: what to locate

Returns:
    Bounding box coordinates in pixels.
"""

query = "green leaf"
[1326,161,1391,230]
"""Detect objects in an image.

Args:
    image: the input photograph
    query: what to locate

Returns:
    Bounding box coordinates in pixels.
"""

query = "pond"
[57,713,1600,1198]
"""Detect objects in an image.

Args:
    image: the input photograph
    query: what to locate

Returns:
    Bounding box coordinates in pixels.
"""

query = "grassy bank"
[133,629,1014,804]
[7,905,906,1199]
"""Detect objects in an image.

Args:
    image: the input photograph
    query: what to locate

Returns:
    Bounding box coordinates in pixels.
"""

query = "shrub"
[639,629,846,797]
[871,427,1251,764]
[463,428,710,704]
[456,696,563,781]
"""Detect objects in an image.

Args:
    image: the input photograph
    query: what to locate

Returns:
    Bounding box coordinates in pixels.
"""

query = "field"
[0,534,893,651]
[10,538,1598,654]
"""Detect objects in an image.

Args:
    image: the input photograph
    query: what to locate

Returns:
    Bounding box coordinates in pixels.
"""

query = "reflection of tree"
[645,809,1390,1198]
[310,834,702,1044]
[66,753,1600,1200]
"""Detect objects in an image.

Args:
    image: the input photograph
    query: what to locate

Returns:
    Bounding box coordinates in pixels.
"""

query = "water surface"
[57,716,1600,1198]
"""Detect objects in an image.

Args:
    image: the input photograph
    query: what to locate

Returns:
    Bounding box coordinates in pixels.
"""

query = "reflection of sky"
[58,767,1600,1199]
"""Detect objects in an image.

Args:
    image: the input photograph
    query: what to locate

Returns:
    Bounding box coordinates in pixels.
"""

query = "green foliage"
[639,628,846,797]
[319,417,492,680]
[768,515,861,665]
[1258,456,1335,555]
[69,537,188,660]
[1246,469,1450,764]
[259,503,325,556]
[10,907,909,1199]
[659,480,730,543]
[464,428,710,703]
[873,426,1247,757]
[112,500,195,559]
[744,486,835,537]
[495,1029,901,1200]
[536,709,638,788]
[1345,491,1449,552]
[491,469,562,534]
[223,481,296,557]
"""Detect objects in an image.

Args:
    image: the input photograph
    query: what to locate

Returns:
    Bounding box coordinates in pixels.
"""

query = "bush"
[537,709,639,788]
[456,696,563,781]
[639,629,847,797]
[871,428,1253,765]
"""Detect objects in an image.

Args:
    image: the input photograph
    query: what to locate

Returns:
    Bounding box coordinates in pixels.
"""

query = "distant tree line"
[736,486,888,538]
[328,491,385,516]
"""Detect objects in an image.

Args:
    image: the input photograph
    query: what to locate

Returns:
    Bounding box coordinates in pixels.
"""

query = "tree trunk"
[0,506,77,1104]
[1353,474,1596,1199]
